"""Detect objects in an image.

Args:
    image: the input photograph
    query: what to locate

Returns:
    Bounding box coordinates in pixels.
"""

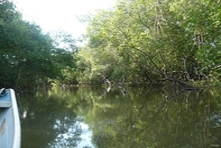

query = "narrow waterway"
[18,86,221,148]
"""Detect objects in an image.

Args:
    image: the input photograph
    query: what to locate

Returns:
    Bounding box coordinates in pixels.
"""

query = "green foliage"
[0,0,76,89]
[3,0,220,88]
[76,0,221,87]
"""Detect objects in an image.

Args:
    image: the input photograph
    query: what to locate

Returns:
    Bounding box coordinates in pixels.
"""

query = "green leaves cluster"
[2,0,220,88]
[0,0,76,89]
[77,0,221,86]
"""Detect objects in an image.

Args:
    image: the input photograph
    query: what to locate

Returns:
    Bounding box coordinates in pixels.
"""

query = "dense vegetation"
[0,0,76,89]
[77,0,221,88]
[1,0,221,90]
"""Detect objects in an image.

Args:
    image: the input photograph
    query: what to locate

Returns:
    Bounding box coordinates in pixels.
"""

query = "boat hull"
[0,89,21,148]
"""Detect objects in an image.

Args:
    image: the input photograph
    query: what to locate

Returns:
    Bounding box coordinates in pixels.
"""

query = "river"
[18,86,221,148]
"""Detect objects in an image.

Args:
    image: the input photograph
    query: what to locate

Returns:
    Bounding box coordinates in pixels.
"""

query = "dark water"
[18,86,221,148]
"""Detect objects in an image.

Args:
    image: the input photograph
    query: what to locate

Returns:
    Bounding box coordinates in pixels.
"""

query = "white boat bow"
[0,88,21,148]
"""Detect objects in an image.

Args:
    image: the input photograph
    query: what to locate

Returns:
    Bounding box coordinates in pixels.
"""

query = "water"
[18,86,221,148]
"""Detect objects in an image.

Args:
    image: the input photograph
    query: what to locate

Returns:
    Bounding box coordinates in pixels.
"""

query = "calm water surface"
[18,86,221,148]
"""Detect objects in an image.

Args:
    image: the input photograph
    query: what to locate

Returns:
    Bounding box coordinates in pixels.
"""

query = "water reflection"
[78,122,96,148]
[18,87,97,148]
[18,86,221,148]
[48,119,95,148]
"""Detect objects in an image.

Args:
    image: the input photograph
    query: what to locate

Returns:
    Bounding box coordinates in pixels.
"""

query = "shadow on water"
[17,86,221,148]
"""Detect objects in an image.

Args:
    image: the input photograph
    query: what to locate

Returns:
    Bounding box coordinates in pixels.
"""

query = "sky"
[12,0,116,39]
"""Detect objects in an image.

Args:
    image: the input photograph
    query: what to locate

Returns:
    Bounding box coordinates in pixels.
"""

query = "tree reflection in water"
[48,118,82,147]
[48,119,95,148]
[77,122,96,148]
[18,86,221,148]
[19,87,97,148]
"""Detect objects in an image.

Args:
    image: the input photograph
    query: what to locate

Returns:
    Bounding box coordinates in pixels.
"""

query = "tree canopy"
[75,0,221,88]
[0,0,76,89]
[1,0,221,89]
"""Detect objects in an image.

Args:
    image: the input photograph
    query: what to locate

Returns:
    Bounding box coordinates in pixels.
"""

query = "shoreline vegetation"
[1,0,221,91]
